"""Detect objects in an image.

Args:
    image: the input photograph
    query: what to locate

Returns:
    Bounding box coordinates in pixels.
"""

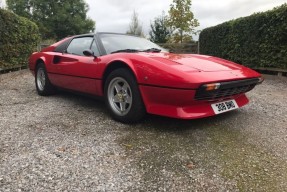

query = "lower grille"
[195,78,259,100]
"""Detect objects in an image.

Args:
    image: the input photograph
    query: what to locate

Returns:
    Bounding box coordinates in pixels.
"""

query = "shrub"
[0,9,40,69]
[199,4,287,69]
[159,43,198,54]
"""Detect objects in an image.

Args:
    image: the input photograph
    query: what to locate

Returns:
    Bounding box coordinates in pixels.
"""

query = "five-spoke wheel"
[36,67,46,91]
[35,62,55,96]
[107,77,133,116]
[104,68,145,123]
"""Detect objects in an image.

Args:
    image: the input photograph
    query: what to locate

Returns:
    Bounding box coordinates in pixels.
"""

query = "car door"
[51,36,102,95]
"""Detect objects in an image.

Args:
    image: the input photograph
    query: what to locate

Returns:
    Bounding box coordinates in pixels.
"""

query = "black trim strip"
[195,78,259,100]
[48,72,102,80]
[139,83,197,90]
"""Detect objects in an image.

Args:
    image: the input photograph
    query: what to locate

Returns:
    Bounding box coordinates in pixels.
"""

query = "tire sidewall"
[104,68,145,123]
[35,63,54,96]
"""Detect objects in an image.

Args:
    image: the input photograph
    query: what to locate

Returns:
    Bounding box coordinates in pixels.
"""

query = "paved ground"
[0,70,287,192]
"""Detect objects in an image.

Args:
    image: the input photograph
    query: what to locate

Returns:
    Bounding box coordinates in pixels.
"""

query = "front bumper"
[139,85,250,119]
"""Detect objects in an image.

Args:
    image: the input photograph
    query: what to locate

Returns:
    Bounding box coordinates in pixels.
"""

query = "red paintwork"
[29,41,262,119]
[139,85,249,119]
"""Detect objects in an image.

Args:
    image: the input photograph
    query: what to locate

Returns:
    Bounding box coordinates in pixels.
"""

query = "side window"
[91,40,100,56]
[66,37,93,56]
[54,39,71,53]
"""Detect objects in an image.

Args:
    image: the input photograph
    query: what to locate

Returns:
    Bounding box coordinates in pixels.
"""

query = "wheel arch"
[34,57,47,70]
[102,60,138,93]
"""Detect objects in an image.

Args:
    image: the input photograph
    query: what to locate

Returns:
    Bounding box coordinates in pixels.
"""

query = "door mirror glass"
[83,49,95,57]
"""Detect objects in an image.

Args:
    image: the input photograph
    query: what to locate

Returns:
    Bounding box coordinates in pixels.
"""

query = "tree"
[149,12,172,43]
[127,10,144,37]
[168,0,199,43]
[6,0,95,40]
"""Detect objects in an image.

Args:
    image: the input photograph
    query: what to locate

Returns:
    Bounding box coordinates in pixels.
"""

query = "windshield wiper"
[142,48,162,53]
[110,48,162,54]
[111,49,140,54]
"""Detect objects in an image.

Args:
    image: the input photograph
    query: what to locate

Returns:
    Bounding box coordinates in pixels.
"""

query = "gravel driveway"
[0,70,287,192]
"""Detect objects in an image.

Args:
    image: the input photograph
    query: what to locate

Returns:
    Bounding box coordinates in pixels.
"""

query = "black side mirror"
[83,49,96,58]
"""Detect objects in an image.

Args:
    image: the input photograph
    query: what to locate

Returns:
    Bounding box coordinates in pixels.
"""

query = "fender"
[96,56,139,81]
[29,53,47,72]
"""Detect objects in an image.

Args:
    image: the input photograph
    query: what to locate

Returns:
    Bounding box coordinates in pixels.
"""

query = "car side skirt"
[48,73,103,96]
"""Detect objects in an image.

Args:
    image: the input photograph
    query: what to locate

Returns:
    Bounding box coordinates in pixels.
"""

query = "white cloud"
[2,0,285,39]
[86,0,286,40]
[193,0,286,29]
[85,0,173,34]
[0,0,6,8]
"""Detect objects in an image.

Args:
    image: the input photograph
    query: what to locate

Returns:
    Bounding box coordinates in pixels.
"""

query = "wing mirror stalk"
[83,49,97,58]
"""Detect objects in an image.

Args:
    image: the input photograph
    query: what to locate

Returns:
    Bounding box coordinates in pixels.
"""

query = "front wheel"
[104,68,145,123]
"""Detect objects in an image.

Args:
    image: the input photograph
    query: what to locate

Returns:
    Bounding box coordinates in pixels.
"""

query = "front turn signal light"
[205,83,221,91]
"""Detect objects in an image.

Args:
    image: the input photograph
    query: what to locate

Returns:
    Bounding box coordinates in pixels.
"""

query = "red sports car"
[29,33,263,123]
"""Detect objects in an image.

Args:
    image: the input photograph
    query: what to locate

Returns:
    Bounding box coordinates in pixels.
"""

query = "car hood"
[146,53,243,72]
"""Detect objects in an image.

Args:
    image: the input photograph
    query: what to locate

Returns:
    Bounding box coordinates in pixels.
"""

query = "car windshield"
[98,33,168,54]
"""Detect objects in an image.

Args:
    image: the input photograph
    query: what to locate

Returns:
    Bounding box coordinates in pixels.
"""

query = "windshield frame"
[96,33,168,55]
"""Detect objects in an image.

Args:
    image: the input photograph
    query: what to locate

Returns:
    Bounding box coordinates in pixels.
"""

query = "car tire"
[35,62,55,96]
[104,68,146,123]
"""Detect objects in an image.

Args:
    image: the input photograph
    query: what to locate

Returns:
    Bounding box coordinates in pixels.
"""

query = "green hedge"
[0,9,40,70]
[159,43,198,54]
[199,4,287,69]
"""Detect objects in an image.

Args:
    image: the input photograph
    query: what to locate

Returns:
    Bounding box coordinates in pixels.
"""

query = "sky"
[85,0,287,40]
[1,0,286,40]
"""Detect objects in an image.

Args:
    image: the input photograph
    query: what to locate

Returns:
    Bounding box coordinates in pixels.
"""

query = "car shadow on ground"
[54,88,241,132]
[55,90,107,109]
[141,111,239,130]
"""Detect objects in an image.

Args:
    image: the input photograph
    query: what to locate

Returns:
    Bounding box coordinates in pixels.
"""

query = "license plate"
[211,99,239,114]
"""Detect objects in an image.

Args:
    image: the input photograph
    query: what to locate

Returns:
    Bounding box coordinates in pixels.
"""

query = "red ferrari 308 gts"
[29,33,263,123]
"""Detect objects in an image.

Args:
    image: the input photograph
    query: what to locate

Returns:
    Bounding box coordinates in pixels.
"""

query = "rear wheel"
[104,68,145,123]
[35,62,55,96]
